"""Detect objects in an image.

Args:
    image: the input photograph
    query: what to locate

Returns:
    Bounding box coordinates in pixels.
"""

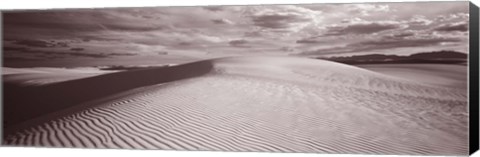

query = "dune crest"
[2,67,116,86]
[3,56,468,155]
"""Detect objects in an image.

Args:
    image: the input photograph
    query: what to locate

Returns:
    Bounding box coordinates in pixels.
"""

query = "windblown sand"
[2,67,116,85]
[358,64,468,90]
[3,56,468,155]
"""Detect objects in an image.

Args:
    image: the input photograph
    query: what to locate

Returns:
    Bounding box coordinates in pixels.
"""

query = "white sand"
[3,56,468,155]
[358,64,467,90]
[2,67,116,85]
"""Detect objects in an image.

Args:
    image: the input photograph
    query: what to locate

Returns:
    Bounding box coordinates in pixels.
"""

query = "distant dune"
[359,64,468,89]
[3,56,468,155]
[2,67,116,86]
[320,50,468,65]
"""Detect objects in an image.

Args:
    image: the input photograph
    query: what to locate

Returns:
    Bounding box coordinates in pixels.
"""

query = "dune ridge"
[2,67,116,86]
[3,56,468,155]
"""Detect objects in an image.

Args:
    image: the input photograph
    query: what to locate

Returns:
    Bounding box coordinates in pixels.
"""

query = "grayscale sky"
[3,1,470,67]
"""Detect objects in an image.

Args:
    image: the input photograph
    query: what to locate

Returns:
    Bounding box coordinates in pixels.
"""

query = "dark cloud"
[4,56,43,61]
[68,53,110,58]
[3,11,164,38]
[296,38,327,44]
[251,14,310,29]
[229,39,249,47]
[203,6,224,12]
[70,48,85,51]
[99,23,164,32]
[157,51,168,55]
[80,36,121,42]
[106,53,137,57]
[211,18,233,25]
[323,22,404,36]
[12,39,69,48]
[4,46,137,60]
[434,22,468,32]
[280,46,295,52]
[392,32,416,38]
[56,42,69,47]
[4,46,30,51]
[178,42,192,46]
[4,12,105,33]
[16,49,107,58]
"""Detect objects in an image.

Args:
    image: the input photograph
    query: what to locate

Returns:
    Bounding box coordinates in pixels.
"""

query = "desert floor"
[2,56,469,155]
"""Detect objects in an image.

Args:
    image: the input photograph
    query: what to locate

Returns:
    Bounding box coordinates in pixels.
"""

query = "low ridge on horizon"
[318,50,468,65]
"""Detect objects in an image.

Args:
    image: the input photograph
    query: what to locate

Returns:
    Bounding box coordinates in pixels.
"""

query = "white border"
[0,0,479,157]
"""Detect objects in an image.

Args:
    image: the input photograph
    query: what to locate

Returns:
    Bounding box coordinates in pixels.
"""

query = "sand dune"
[2,67,116,85]
[3,56,468,155]
[358,64,468,89]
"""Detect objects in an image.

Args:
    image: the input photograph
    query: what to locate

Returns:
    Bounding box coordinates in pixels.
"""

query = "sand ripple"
[3,56,468,155]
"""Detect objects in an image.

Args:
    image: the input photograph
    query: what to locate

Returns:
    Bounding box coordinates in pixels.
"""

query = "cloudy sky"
[3,1,470,67]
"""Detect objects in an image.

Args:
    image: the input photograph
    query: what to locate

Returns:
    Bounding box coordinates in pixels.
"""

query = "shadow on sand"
[3,61,214,131]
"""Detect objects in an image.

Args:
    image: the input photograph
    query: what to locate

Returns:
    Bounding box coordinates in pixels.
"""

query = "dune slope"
[3,56,468,155]
[2,67,117,86]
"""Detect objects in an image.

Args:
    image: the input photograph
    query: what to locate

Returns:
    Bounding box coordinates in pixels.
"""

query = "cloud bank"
[3,1,470,66]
